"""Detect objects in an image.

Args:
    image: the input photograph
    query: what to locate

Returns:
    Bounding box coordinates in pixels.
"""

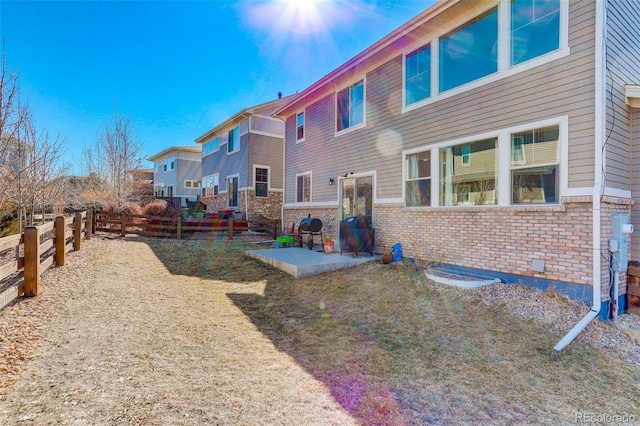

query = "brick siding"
[284,198,632,301]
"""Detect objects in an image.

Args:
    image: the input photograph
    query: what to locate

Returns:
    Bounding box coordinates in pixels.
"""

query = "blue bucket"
[391,243,402,262]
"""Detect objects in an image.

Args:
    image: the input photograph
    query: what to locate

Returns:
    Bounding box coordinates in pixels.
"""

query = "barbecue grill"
[298,215,323,250]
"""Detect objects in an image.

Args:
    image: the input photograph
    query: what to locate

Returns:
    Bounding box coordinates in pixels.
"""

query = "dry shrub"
[142,200,181,218]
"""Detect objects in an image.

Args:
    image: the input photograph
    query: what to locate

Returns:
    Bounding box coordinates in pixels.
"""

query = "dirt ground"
[1,234,639,425]
[0,236,356,425]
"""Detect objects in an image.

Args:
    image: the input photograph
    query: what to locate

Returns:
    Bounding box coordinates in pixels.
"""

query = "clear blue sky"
[1,0,433,174]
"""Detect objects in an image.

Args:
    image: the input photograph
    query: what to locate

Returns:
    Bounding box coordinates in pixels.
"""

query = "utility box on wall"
[612,212,633,272]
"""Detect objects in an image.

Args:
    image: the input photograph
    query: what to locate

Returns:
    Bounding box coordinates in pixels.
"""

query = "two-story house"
[148,146,202,207]
[195,96,291,221]
[275,0,640,346]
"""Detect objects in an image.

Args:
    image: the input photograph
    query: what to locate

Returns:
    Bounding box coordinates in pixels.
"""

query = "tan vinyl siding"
[248,134,284,189]
[631,110,640,262]
[284,0,597,203]
[604,0,640,191]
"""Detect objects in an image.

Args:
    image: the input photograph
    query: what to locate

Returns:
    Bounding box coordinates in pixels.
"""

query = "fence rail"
[93,211,279,240]
[0,211,92,311]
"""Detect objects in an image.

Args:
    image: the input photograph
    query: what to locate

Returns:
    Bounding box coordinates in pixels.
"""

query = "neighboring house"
[148,146,202,207]
[194,96,291,220]
[275,0,640,326]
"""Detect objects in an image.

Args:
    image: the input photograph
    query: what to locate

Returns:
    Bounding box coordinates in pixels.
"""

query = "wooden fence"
[0,211,92,310]
[93,211,279,240]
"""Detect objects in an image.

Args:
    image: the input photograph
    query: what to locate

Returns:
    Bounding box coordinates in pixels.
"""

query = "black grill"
[340,216,374,257]
[298,215,323,250]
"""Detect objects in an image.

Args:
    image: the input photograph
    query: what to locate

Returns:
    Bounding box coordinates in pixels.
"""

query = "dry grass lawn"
[1,234,639,425]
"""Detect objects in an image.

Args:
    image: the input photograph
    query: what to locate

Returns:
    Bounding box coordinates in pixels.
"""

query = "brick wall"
[246,191,282,221]
[203,190,282,221]
[284,198,632,298]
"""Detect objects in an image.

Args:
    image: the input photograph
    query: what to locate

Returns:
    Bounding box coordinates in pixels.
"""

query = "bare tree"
[0,38,31,211]
[0,41,71,233]
[1,106,69,230]
[82,113,144,207]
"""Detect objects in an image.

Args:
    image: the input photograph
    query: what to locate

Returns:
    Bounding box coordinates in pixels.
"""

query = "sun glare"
[279,0,325,35]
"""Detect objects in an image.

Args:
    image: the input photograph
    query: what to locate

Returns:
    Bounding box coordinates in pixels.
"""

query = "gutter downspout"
[554,0,606,351]
[281,116,286,233]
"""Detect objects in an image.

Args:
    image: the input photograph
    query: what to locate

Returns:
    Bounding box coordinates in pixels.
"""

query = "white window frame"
[254,165,270,198]
[185,180,201,189]
[227,126,240,154]
[335,78,366,136]
[296,111,305,143]
[295,172,312,203]
[203,136,220,157]
[510,125,561,205]
[202,174,219,197]
[404,149,432,207]
[402,116,568,208]
[401,0,569,113]
[227,173,240,208]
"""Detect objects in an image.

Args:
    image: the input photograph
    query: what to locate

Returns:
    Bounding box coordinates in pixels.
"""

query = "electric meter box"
[612,212,631,272]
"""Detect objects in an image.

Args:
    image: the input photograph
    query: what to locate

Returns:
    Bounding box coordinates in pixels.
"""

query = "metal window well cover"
[425,264,501,288]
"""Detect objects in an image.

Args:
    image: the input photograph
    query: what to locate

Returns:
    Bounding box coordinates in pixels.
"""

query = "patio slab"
[246,246,379,278]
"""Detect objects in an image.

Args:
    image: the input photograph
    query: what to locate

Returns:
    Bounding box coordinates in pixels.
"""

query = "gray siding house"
[275,0,640,342]
[148,146,202,207]
[195,97,291,221]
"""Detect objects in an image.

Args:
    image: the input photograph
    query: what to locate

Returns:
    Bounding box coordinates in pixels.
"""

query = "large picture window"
[439,138,497,206]
[439,7,498,93]
[404,3,564,108]
[405,45,431,105]
[337,80,364,132]
[511,125,559,204]
[296,174,311,203]
[511,0,560,66]
[405,150,431,207]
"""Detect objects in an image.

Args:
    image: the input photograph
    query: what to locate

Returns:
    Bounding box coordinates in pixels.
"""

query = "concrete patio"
[246,245,380,278]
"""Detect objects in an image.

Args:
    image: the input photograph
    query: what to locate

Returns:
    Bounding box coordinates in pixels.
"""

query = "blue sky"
[1,0,433,174]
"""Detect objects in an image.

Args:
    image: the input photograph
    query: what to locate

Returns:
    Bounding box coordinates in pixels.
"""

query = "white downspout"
[281,116,287,232]
[554,0,606,351]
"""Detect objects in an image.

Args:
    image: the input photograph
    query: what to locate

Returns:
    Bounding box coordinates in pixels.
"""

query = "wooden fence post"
[92,210,97,234]
[24,226,40,297]
[121,212,126,237]
[55,216,66,266]
[176,216,182,240]
[74,213,82,251]
[228,218,234,240]
[86,210,93,240]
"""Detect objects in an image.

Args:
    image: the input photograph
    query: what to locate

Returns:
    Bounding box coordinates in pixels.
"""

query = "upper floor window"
[404,1,564,110]
[228,126,239,153]
[440,7,498,93]
[203,137,219,155]
[296,112,305,141]
[296,173,311,203]
[440,138,497,206]
[511,125,559,204]
[405,150,431,207]
[405,45,431,105]
[336,80,364,132]
[511,0,560,66]
[163,155,175,172]
[255,167,268,198]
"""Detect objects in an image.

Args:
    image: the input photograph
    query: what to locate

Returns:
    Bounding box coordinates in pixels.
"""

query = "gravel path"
[0,237,355,425]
